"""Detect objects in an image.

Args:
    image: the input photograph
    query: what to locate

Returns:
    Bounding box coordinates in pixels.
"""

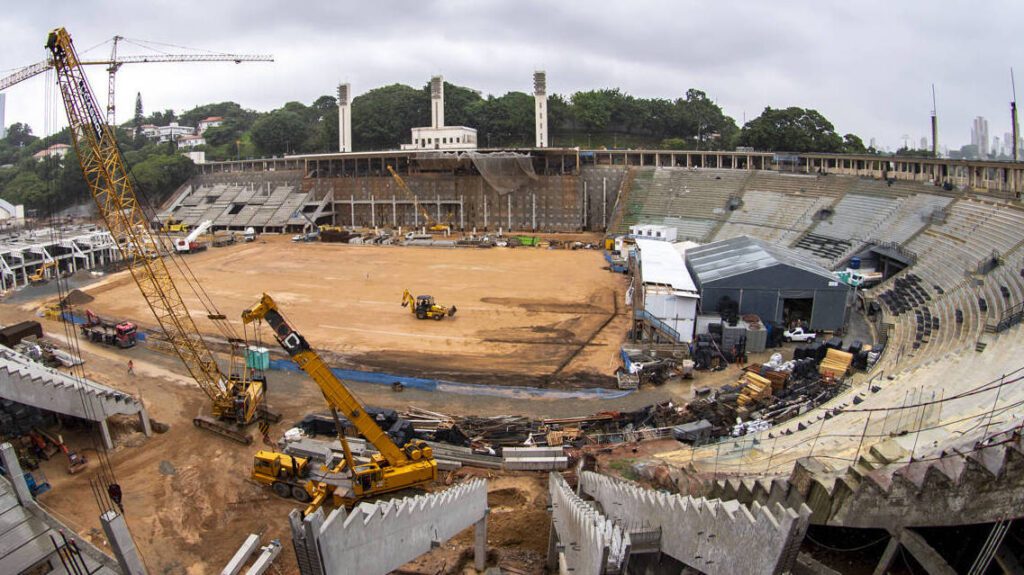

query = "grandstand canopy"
[686,236,850,330]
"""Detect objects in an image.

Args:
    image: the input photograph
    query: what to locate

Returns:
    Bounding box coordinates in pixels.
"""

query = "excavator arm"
[242,294,411,467]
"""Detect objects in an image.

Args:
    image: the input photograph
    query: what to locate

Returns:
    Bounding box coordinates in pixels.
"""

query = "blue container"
[849,256,861,270]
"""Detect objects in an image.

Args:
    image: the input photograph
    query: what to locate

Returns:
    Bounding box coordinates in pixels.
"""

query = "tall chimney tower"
[337,83,352,152]
[430,76,444,129]
[534,71,547,148]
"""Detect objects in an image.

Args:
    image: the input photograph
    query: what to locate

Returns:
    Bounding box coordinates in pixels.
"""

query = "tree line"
[1,82,869,213]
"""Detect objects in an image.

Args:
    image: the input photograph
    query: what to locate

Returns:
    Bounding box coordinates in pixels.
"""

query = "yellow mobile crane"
[242,293,437,514]
[46,27,277,444]
[386,165,451,232]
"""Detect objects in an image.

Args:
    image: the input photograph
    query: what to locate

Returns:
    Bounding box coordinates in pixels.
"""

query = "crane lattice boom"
[45,27,231,405]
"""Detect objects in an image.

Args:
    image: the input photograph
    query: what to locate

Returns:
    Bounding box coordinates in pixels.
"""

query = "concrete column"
[138,410,152,437]
[546,518,560,571]
[370,195,375,227]
[900,529,956,575]
[351,195,355,227]
[0,442,34,507]
[221,534,260,575]
[474,513,488,571]
[871,535,900,575]
[392,196,397,227]
[100,510,148,575]
[244,541,281,575]
[99,419,114,450]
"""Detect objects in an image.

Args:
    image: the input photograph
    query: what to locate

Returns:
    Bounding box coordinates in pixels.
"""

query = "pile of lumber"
[737,372,772,407]
[819,349,853,379]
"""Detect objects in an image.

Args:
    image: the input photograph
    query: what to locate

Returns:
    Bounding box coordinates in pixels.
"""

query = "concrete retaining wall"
[548,472,630,575]
[580,471,810,575]
[292,479,487,575]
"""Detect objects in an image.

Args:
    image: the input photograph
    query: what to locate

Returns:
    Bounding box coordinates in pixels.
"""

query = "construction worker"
[127,360,134,376]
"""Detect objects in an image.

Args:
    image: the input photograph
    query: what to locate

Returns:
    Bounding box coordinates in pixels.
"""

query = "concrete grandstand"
[151,147,1024,572]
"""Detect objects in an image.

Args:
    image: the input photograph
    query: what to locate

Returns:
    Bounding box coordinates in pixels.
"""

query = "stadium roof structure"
[686,235,836,284]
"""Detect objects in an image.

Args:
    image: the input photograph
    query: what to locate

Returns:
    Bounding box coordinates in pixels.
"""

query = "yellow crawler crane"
[386,164,451,232]
[242,293,437,514]
[47,27,277,444]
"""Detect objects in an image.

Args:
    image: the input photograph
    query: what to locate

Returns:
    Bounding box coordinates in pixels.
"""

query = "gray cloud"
[2,0,1022,151]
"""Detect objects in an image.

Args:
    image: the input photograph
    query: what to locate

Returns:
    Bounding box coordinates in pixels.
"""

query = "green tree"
[739,106,843,153]
[351,84,429,151]
[251,110,309,156]
[1,170,48,209]
[675,89,738,150]
[4,123,37,148]
[440,82,483,128]
[133,92,144,130]
[842,133,867,154]
[468,92,534,147]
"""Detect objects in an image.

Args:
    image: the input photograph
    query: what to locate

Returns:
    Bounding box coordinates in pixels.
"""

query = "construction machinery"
[80,310,137,348]
[28,260,58,284]
[173,219,212,253]
[3,35,271,125]
[160,217,189,234]
[401,289,457,320]
[386,165,451,232]
[251,450,314,503]
[242,293,437,514]
[47,27,277,444]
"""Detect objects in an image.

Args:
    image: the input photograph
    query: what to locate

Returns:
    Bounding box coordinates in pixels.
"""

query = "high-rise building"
[920,136,928,150]
[993,136,1002,156]
[869,137,877,150]
[971,116,989,156]
[0,93,5,140]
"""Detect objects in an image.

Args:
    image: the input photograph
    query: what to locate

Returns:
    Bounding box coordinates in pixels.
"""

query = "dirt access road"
[76,236,629,388]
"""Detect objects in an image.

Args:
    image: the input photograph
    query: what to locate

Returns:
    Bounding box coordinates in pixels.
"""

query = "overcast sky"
[2,1,1022,151]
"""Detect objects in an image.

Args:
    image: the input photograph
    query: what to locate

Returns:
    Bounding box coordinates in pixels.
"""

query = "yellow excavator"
[401,289,456,320]
[47,27,277,444]
[242,293,437,515]
[28,260,58,284]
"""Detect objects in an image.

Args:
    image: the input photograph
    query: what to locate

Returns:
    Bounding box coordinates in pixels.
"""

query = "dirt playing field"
[0,238,640,574]
[77,236,630,388]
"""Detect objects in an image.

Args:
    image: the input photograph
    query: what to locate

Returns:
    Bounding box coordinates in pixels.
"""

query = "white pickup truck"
[783,327,817,343]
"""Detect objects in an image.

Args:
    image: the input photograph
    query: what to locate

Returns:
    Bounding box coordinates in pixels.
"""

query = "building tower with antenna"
[337,83,352,153]
[534,71,547,148]
[931,85,938,158]
[1012,69,1019,162]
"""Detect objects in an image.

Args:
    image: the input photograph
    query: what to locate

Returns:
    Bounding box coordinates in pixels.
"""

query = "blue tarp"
[267,358,633,400]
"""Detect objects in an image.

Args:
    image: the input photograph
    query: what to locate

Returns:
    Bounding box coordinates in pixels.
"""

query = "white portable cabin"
[635,238,699,343]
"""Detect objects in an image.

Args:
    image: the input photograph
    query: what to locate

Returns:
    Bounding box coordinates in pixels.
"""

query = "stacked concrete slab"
[548,472,631,575]
[503,446,568,470]
[290,478,487,575]
[580,471,810,575]
[0,345,150,449]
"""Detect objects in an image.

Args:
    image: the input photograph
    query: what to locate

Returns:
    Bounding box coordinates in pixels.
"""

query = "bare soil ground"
[70,236,630,388]
[0,239,761,573]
